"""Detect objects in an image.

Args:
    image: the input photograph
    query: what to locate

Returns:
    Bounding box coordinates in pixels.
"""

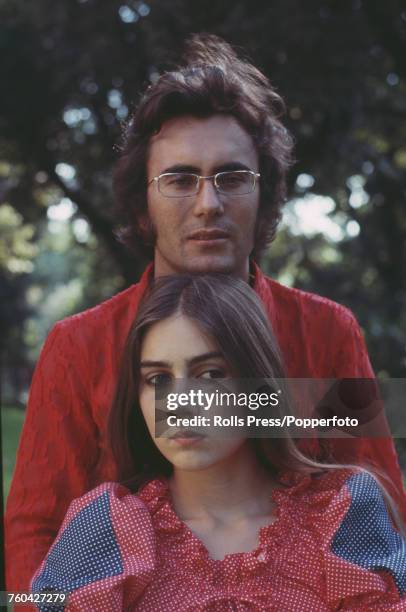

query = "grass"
[1,406,24,606]
[2,405,25,503]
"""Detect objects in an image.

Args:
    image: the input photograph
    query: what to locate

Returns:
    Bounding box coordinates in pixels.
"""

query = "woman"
[31,275,406,611]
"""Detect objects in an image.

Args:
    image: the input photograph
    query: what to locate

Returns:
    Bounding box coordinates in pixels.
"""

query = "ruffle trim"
[136,470,353,584]
[37,470,404,609]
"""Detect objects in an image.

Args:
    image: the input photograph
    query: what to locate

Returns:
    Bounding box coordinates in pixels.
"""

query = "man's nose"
[193,178,224,218]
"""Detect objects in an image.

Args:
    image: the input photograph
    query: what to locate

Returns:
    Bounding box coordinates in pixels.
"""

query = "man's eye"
[218,172,246,187]
[222,175,243,185]
[168,174,195,187]
[146,373,172,387]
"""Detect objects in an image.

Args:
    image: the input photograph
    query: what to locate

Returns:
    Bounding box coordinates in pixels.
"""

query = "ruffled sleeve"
[30,483,156,611]
[319,470,406,610]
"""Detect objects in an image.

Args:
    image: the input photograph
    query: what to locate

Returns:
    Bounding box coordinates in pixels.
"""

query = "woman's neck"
[168,443,276,524]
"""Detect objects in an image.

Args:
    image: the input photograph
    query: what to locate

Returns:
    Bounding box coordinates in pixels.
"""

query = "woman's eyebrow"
[140,352,224,369]
[187,351,223,366]
[140,360,170,368]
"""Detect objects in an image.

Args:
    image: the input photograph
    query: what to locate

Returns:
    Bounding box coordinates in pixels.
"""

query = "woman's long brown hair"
[108,274,404,532]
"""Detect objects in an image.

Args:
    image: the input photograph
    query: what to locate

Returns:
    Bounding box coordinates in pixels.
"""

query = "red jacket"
[5,263,405,592]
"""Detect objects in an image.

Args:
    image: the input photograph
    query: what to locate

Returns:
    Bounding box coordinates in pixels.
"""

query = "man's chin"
[178,254,248,277]
[154,248,249,279]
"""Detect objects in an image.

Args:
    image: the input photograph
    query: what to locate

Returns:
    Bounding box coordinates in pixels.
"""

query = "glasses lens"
[216,171,255,195]
[158,173,198,197]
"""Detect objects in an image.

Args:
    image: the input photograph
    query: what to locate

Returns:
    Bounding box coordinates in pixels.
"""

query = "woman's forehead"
[140,314,219,363]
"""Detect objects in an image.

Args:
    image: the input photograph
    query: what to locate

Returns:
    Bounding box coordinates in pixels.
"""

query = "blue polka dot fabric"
[331,471,406,596]
[32,490,123,610]
[30,475,406,610]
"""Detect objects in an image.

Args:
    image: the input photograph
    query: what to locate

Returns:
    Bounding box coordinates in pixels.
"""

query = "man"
[6,33,405,594]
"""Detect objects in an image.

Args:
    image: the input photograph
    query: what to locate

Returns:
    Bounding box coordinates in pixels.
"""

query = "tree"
[0,0,405,391]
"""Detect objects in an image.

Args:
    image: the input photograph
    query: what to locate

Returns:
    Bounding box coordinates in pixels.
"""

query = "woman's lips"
[170,430,206,446]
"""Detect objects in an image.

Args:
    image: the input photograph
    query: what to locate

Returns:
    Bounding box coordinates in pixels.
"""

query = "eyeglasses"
[148,170,260,198]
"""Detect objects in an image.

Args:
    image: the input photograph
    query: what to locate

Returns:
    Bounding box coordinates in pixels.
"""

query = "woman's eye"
[199,368,227,380]
[146,373,172,387]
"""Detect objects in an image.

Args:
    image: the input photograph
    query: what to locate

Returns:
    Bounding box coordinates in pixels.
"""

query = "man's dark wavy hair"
[114,33,294,260]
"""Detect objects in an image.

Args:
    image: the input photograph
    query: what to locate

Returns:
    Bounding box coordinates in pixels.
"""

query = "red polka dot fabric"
[31,470,406,611]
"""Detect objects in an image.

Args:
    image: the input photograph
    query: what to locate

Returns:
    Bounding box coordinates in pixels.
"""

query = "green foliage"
[0,0,405,400]
[0,203,37,274]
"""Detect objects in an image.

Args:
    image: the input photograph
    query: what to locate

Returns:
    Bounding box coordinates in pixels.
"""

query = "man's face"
[146,115,260,280]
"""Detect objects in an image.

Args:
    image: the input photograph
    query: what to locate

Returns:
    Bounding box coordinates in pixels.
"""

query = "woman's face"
[139,313,247,471]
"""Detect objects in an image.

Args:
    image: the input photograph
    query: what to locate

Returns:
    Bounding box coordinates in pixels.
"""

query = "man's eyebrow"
[160,162,253,175]
[213,162,252,173]
[160,164,200,174]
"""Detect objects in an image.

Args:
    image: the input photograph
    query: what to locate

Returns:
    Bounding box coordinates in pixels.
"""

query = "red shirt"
[31,471,406,611]
[5,263,405,593]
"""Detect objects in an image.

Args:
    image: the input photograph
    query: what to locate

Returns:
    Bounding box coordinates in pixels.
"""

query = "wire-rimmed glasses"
[148,170,260,198]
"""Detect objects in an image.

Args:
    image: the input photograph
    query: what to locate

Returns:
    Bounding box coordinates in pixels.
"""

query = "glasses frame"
[148,170,261,198]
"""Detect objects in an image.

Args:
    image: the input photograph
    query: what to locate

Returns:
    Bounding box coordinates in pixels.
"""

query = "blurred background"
[1,0,406,497]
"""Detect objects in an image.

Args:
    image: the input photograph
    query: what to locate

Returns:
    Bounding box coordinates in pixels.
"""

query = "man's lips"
[188,228,230,241]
